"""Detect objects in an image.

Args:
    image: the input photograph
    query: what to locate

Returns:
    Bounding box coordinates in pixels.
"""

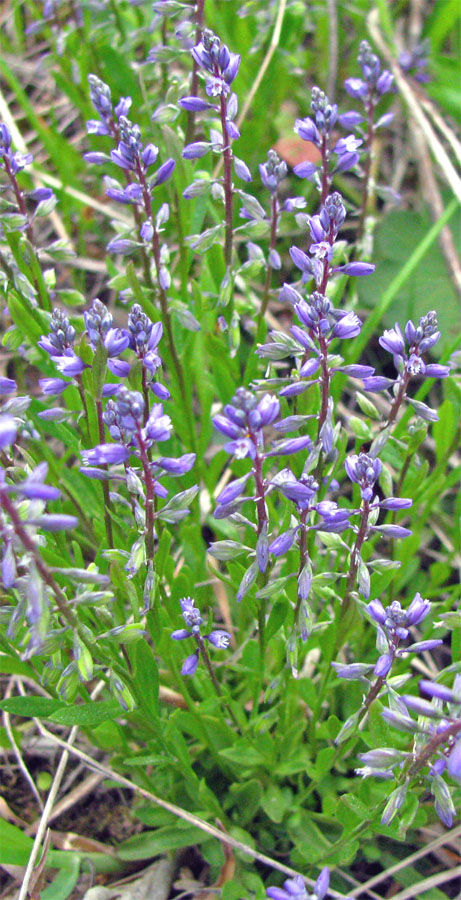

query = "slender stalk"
[194,635,239,729]
[76,373,91,442]
[407,720,461,777]
[195,634,222,696]
[185,0,205,144]
[310,499,371,744]
[293,507,309,624]
[96,398,114,548]
[252,443,269,656]
[3,155,35,245]
[3,155,51,311]
[136,424,156,564]
[384,371,411,427]
[339,498,370,626]
[316,334,331,439]
[320,133,331,205]
[217,85,234,269]
[141,367,150,425]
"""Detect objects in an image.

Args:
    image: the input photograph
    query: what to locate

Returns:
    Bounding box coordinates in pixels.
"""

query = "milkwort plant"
[0,4,459,898]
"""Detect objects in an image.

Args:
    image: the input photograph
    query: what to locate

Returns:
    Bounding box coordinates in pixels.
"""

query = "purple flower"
[18,480,60,501]
[0,378,17,395]
[333,262,375,276]
[267,875,307,900]
[82,443,129,466]
[259,150,288,193]
[374,653,393,677]
[183,142,210,159]
[420,679,460,704]
[144,405,171,442]
[181,651,199,676]
[363,376,394,392]
[0,416,17,449]
[39,378,68,396]
[374,312,447,408]
[331,311,362,339]
[266,871,330,900]
[379,324,405,356]
[171,597,230,675]
[107,358,130,377]
[269,528,298,557]
[0,122,33,174]
[206,630,231,649]
[345,452,381,500]
[295,117,321,145]
[156,454,196,475]
[179,97,216,112]
[233,157,252,181]
[265,435,312,457]
[38,309,75,357]
[28,514,78,531]
[54,353,87,377]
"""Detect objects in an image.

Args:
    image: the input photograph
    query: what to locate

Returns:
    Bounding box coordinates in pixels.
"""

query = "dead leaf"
[274,136,321,168]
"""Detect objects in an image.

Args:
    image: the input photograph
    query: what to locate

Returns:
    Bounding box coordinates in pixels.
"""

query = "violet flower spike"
[171,596,231,677]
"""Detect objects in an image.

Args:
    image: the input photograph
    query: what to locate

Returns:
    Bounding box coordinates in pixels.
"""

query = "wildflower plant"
[0,4,458,900]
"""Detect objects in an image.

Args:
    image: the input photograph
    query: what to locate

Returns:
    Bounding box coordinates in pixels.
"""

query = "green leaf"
[265,598,290,642]
[0,697,65,718]
[0,654,35,677]
[117,825,206,860]
[229,779,263,824]
[41,856,80,900]
[49,700,122,726]
[261,784,293,823]
[133,641,159,720]
[0,819,34,866]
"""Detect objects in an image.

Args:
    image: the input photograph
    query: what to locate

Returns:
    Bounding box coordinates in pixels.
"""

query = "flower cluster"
[355,675,460,827]
[364,311,450,423]
[180,27,240,108]
[38,301,170,410]
[180,27,245,171]
[82,386,174,470]
[258,252,374,454]
[126,304,169,398]
[171,596,231,676]
[288,192,375,291]
[213,389,285,462]
[266,869,345,900]
[294,86,362,193]
[38,307,87,387]
[0,122,33,177]
[84,75,175,266]
[399,41,430,83]
[293,41,393,204]
[179,29,247,271]
[333,593,441,685]
[86,74,131,140]
[345,40,394,107]
[342,452,413,599]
